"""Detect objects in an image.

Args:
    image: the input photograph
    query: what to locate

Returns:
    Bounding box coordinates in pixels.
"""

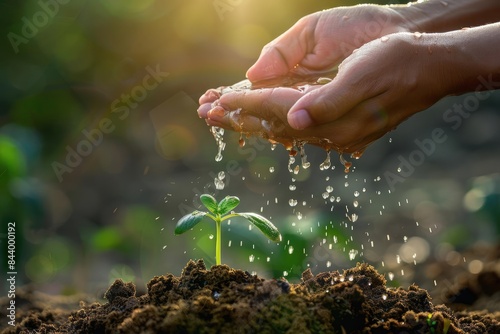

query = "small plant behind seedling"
[175,194,281,265]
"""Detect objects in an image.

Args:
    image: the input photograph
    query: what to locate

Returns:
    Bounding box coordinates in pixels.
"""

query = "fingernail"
[288,109,313,129]
[197,103,212,118]
[207,106,226,120]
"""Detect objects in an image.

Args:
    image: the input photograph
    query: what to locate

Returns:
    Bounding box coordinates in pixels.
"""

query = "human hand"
[200,32,462,153]
[246,5,410,83]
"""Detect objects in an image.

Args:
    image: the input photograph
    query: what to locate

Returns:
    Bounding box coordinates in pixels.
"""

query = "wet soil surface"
[2,259,499,334]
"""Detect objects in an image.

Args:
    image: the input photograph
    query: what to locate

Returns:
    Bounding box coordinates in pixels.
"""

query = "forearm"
[438,22,500,95]
[393,0,500,33]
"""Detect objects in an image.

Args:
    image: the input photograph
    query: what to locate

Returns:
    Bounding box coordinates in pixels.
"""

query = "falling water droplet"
[322,192,329,199]
[239,134,245,147]
[289,184,296,191]
[339,154,352,173]
[249,254,255,262]
[326,186,334,193]
[269,167,275,173]
[382,294,387,300]
[288,246,294,255]
[349,249,358,260]
[214,178,225,190]
[326,261,332,268]
[320,150,332,170]
[298,144,311,169]
[289,199,298,207]
[296,212,303,220]
[209,234,214,240]
[211,127,226,162]
[388,272,394,281]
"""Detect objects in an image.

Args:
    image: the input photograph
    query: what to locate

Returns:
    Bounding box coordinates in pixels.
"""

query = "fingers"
[198,89,221,118]
[246,16,316,82]
[287,65,386,129]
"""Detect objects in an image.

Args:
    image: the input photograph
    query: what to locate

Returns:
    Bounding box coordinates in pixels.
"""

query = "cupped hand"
[199,32,462,153]
[246,5,410,83]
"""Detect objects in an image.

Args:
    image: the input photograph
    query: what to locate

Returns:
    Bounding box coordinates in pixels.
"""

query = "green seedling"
[175,194,281,265]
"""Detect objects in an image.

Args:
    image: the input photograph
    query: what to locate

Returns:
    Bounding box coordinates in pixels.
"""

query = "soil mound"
[2,260,499,333]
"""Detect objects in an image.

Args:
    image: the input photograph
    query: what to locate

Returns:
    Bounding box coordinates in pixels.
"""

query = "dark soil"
[2,259,500,334]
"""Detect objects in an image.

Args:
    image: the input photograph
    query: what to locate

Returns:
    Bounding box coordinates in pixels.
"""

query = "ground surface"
[2,256,500,334]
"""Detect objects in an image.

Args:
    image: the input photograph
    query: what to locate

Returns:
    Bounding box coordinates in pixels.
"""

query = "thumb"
[287,78,360,130]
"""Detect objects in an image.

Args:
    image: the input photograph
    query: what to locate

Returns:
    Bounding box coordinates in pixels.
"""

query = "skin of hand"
[244,5,411,83]
[200,31,468,153]
[198,1,500,153]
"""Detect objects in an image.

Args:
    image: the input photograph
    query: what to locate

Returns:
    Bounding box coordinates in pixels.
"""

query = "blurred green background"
[1,0,499,298]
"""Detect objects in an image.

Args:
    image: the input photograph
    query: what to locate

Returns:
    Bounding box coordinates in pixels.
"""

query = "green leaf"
[218,196,240,216]
[236,213,281,242]
[175,211,207,235]
[200,194,218,214]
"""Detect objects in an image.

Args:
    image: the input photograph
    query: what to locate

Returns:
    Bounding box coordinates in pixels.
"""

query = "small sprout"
[427,313,438,334]
[175,194,281,265]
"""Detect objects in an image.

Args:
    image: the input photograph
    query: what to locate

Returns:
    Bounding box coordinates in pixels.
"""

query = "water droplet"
[289,184,296,191]
[413,31,423,39]
[351,213,358,222]
[351,150,364,159]
[322,192,329,199]
[299,143,311,169]
[214,178,225,190]
[293,165,300,174]
[397,167,402,173]
[388,272,394,281]
[382,294,387,301]
[218,171,225,180]
[249,254,255,262]
[320,150,332,170]
[354,191,360,197]
[339,154,352,173]
[381,36,389,42]
[239,134,245,147]
[209,234,214,240]
[326,186,334,193]
[296,212,303,220]
[326,261,331,268]
[288,246,294,254]
[266,257,270,262]
[211,127,226,162]
[344,182,349,187]
[353,200,359,208]
[212,291,220,300]
[269,167,275,173]
[388,137,392,143]
[348,249,358,260]
[288,199,298,207]
[283,271,288,277]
